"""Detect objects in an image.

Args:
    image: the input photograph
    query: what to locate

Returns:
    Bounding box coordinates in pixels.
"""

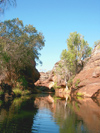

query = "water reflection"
[34,95,87,132]
[0,94,100,133]
[0,96,38,133]
[72,98,100,133]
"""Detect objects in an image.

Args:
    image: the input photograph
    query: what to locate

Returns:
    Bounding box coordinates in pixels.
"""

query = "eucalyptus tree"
[0,18,45,63]
[0,18,45,82]
[61,32,92,75]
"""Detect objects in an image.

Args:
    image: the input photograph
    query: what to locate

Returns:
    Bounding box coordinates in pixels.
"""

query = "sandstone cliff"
[72,44,100,98]
[35,60,67,90]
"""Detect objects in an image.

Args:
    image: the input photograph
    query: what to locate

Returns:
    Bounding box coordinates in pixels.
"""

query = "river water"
[0,94,100,133]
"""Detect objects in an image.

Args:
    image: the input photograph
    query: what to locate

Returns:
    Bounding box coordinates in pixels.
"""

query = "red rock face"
[72,45,100,98]
[34,72,51,89]
[35,61,66,89]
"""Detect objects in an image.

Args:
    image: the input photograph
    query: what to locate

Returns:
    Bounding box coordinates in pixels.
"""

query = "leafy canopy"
[61,32,92,75]
[0,18,45,76]
[0,18,45,63]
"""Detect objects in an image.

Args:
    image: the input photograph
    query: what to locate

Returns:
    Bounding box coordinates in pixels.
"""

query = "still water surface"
[0,94,100,133]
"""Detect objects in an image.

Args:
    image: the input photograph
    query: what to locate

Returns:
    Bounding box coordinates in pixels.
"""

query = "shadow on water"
[0,95,38,133]
[0,93,100,133]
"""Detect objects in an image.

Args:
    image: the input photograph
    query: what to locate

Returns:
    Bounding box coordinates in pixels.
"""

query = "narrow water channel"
[0,94,100,133]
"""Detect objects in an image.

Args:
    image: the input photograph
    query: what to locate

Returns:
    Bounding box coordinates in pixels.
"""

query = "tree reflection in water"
[0,96,38,133]
[34,94,100,133]
[0,94,100,133]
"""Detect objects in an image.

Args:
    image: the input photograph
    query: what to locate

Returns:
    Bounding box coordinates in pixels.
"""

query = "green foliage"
[13,88,22,97]
[76,92,83,96]
[94,40,100,47]
[77,96,83,100]
[53,96,61,103]
[67,75,75,88]
[0,90,4,95]
[0,18,45,73]
[75,102,80,110]
[17,76,28,88]
[22,90,30,95]
[55,61,66,79]
[61,32,92,75]
[0,18,45,88]
[53,82,61,89]
[75,79,80,88]
[0,18,45,63]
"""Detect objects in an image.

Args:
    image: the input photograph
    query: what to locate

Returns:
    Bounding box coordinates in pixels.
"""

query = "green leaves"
[0,18,45,85]
[61,32,92,75]
[94,40,100,47]
[0,18,45,63]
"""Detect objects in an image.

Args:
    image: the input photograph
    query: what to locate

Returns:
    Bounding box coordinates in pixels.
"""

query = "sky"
[1,0,100,72]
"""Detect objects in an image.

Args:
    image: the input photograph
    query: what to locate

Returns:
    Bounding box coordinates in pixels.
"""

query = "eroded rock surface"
[35,61,66,89]
[72,44,100,98]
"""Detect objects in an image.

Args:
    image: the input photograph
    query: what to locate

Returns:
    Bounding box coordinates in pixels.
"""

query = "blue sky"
[1,0,100,71]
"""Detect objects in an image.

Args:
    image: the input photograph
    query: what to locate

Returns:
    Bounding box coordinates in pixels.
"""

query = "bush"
[53,82,61,89]
[75,79,80,88]
[76,92,83,96]
[13,88,22,97]
[67,75,75,88]
[22,89,30,95]
[0,90,4,95]
[17,76,28,88]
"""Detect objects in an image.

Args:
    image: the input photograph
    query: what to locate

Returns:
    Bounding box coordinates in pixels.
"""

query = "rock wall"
[35,60,67,89]
[0,59,40,95]
[72,44,100,98]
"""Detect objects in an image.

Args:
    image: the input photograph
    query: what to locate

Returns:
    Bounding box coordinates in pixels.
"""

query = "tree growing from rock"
[61,32,92,76]
[94,40,100,47]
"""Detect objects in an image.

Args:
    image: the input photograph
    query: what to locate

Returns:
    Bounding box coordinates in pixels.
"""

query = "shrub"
[22,89,30,95]
[0,90,4,95]
[67,75,75,88]
[17,76,28,88]
[75,79,80,88]
[13,88,22,97]
[76,92,83,96]
[53,82,61,89]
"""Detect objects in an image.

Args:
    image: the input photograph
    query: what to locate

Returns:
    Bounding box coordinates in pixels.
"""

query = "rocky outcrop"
[72,44,100,98]
[35,60,67,90]
[49,60,67,87]
[35,59,86,91]
[34,72,50,88]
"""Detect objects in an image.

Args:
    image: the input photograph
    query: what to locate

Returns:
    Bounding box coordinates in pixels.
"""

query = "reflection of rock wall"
[72,44,100,98]
[72,98,100,133]
[34,95,69,126]
[34,95,55,111]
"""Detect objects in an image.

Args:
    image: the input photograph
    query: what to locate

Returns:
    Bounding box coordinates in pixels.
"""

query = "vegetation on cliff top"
[55,32,92,89]
[0,18,45,93]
